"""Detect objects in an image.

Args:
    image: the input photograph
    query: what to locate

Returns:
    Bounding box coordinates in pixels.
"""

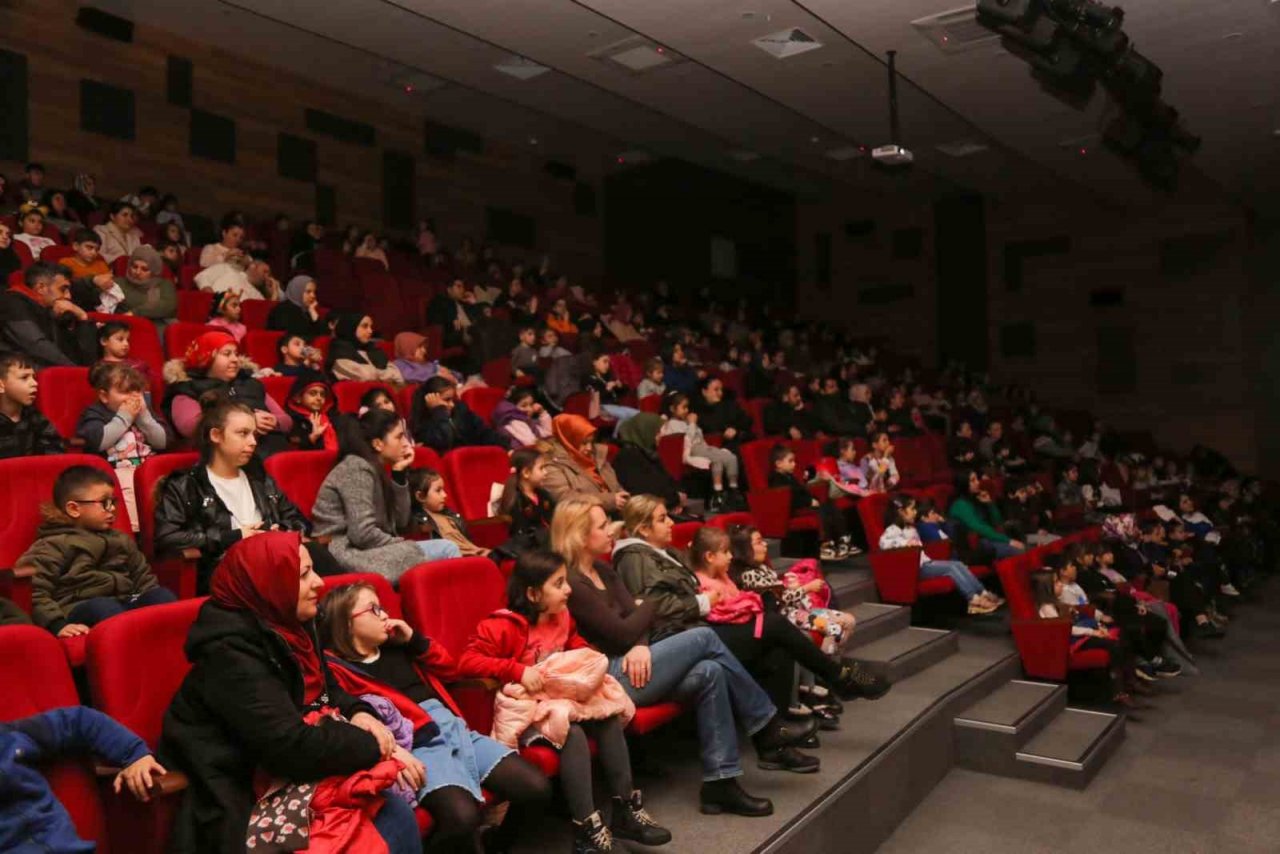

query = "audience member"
[407,467,490,557]
[283,371,339,451]
[0,351,63,459]
[660,391,741,512]
[410,376,503,453]
[492,385,552,449]
[268,274,328,338]
[1,262,96,367]
[542,413,629,510]
[93,201,142,264]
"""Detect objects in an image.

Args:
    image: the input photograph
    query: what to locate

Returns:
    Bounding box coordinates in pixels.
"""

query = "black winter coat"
[613,444,682,508]
[159,603,380,854]
[154,464,309,591]
[763,400,815,438]
[266,300,327,339]
[410,396,504,453]
[0,289,94,367]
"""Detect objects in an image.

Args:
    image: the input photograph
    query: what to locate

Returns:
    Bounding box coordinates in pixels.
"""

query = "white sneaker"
[1220,583,1241,597]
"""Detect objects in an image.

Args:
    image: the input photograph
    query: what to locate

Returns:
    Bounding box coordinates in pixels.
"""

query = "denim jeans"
[608,626,776,781]
[66,587,179,627]
[986,540,1025,559]
[371,791,422,854]
[602,404,641,425]
[415,539,461,561]
[920,560,986,600]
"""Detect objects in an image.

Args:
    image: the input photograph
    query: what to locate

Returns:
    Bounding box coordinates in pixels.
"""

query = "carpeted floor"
[879,586,1280,854]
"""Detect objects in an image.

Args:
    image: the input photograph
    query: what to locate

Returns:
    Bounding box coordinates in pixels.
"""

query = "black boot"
[830,660,891,701]
[700,778,774,817]
[572,811,613,854]
[708,490,727,513]
[751,714,817,753]
[609,790,672,846]
[756,744,820,773]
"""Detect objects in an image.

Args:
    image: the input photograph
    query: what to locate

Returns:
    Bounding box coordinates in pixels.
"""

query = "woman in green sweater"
[948,470,1026,560]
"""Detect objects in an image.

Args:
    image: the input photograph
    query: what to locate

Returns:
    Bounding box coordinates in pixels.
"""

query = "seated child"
[284,371,339,451]
[22,465,176,637]
[1034,558,1133,706]
[879,494,1001,615]
[859,431,900,492]
[511,324,541,378]
[61,228,112,280]
[584,353,639,425]
[274,332,321,377]
[536,327,571,360]
[727,523,854,654]
[659,391,742,513]
[459,550,670,850]
[76,363,168,527]
[97,322,154,393]
[393,331,454,385]
[207,290,246,342]
[492,386,553,450]
[499,447,555,552]
[635,357,666,400]
[0,351,64,459]
[823,438,871,499]
[1074,543,1186,676]
[914,498,950,543]
[408,467,488,557]
[769,445,849,561]
[2,706,167,851]
[360,386,414,448]
[13,204,55,260]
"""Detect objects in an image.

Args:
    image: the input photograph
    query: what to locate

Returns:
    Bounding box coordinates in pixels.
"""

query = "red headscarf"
[184,329,238,372]
[210,531,326,704]
[552,413,606,489]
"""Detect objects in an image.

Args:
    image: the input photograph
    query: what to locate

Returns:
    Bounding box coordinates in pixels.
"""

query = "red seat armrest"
[923,540,952,560]
[868,548,922,605]
[0,565,35,612]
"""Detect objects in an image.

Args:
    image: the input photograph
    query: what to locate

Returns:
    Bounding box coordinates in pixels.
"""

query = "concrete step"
[850,626,959,683]
[1014,707,1125,789]
[827,567,879,607]
[953,680,1068,774]
[845,602,912,651]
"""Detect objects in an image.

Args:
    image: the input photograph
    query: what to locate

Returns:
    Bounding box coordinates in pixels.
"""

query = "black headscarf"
[325,313,388,372]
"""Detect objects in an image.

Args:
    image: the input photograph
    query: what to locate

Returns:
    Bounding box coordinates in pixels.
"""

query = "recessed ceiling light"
[529,137,539,145]
[494,56,550,81]
[752,27,823,59]
[590,37,683,74]
[810,136,820,143]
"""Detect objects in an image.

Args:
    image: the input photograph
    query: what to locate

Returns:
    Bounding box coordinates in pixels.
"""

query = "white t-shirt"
[206,468,262,527]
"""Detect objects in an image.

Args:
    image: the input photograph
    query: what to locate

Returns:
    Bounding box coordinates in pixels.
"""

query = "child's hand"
[392,746,425,792]
[783,575,799,588]
[240,521,265,539]
[520,667,545,693]
[805,580,825,594]
[686,411,698,425]
[384,618,414,644]
[114,755,167,803]
[57,623,90,638]
[424,391,447,410]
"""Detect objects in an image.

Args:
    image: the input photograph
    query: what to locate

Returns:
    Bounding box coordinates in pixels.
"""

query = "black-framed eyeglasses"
[73,497,117,511]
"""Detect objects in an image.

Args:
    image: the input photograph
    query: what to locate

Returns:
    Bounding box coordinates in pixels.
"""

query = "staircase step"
[850,627,958,683]
[846,603,911,650]
[826,566,879,607]
[1014,707,1125,789]
[953,680,1068,774]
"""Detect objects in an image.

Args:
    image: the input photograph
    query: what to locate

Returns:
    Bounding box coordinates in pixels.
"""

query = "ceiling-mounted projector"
[873,50,914,169]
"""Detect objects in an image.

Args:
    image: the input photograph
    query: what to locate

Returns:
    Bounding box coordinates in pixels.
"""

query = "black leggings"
[712,611,842,708]
[559,718,634,822]
[421,755,549,853]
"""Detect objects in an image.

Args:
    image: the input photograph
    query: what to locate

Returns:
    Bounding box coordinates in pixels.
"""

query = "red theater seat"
[263,450,337,518]
[36,366,95,443]
[319,573,402,619]
[135,452,201,600]
[442,446,510,521]
[334,380,396,414]
[461,386,505,426]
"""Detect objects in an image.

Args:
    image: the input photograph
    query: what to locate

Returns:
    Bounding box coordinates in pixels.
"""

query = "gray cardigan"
[310,455,426,582]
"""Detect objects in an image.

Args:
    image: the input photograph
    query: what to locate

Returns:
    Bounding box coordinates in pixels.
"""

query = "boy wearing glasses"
[21,465,175,639]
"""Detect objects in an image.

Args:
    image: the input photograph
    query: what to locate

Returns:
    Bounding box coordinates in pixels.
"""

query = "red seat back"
[240,299,276,329]
[164,322,220,360]
[259,374,294,412]
[263,450,337,518]
[893,436,931,483]
[242,329,280,369]
[708,511,754,531]
[0,625,109,851]
[319,573,402,619]
[86,597,205,749]
[334,381,396,414]
[858,492,892,552]
[41,244,75,264]
[739,439,780,492]
[460,387,505,426]
[562,392,592,419]
[0,455,131,571]
[638,395,662,414]
[36,366,95,440]
[657,434,684,481]
[481,357,512,389]
[442,446,511,520]
[175,290,214,324]
[745,398,768,437]
[135,452,201,557]
[398,557,506,731]
[670,521,700,550]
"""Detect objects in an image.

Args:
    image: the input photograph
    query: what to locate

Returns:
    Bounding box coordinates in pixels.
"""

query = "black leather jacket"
[154,463,309,590]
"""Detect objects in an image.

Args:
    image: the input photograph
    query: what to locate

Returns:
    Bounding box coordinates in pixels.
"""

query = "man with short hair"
[0,262,95,366]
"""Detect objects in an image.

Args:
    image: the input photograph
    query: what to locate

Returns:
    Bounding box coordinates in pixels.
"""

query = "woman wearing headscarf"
[163,329,293,457]
[390,332,447,385]
[268,274,329,338]
[612,412,692,518]
[326,314,404,384]
[160,532,423,854]
[0,221,22,284]
[541,413,629,512]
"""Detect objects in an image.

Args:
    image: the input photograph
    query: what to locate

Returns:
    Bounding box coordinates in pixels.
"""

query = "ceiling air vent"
[912,6,998,54]
[825,145,865,161]
[591,36,683,74]
[752,27,824,59]
[494,56,550,81]
[935,139,988,157]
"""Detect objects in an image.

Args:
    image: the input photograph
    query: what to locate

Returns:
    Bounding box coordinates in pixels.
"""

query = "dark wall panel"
[80,79,135,141]
[190,108,235,163]
[278,132,316,182]
[316,184,336,226]
[167,55,192,107]
[0,49,29,162]
[382,150,415,230]
[486,207,536,249]
[305,108,375,147]
[934,193,989,369]
[423,119,483,160]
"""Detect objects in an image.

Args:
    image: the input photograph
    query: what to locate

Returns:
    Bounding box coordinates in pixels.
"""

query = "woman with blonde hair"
[614,496,890,713]
[553,495,817,816]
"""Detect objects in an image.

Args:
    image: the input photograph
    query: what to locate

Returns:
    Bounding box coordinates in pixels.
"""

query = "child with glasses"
[20,465,175,639]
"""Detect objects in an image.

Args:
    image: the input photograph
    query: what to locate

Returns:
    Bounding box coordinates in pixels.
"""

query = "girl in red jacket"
[321,582,550,852]
[460,549,671,854]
